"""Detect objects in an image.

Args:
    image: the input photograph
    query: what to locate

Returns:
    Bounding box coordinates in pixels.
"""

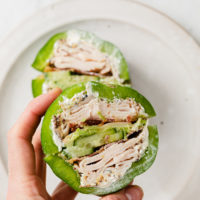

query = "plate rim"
[0,0,200,88]
[0,0,200,89]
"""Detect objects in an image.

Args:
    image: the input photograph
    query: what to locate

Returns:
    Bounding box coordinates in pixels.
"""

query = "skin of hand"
[7,88,144,200]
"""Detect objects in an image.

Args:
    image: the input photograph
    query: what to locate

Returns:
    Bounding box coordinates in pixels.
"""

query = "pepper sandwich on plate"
[41,81,158,195]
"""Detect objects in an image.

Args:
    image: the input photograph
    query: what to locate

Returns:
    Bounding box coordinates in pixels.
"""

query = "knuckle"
[34,142,42,152]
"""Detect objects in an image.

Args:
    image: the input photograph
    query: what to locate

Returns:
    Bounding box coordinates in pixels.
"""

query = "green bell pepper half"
[32,29,130,82]
[41,81,158,195]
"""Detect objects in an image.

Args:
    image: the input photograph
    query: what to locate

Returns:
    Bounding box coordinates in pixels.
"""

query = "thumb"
[52,181,77,200]
[100,185,143,200]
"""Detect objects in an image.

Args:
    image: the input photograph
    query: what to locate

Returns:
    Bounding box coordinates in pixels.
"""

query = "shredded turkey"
[60,96,143,125]
[49,39,113,76]
[72,125,148,188]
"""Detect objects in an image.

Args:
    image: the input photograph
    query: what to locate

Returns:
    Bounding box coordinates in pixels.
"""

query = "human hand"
[7,88,143,200]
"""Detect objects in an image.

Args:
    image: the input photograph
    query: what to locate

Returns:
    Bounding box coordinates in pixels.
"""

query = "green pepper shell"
[41,81,158,195]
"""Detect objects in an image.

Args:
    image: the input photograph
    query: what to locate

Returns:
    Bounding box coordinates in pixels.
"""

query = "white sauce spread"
[51,122,65,151]
[42,82,52,94]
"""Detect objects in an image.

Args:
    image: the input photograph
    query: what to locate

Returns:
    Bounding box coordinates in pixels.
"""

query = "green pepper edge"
[32,75,45,98]
[44,125,158,195]
[89,81,156,117]
[32,32,67,71]
[31,30,130,82]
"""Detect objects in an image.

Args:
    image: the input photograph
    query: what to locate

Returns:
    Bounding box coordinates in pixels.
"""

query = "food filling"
[40,31,128,94]
[45,32,118,79]
[49,39,112,75]
[51,90,149,188]
[73,125,148,187]
[41,71,99,94]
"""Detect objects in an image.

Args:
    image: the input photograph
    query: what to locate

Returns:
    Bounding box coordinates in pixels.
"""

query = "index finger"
[8,88,62,179]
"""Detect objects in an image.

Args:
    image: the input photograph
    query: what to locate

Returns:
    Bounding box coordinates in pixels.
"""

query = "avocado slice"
[32,71,99,97]
[63,119,146,159]
[45,71,99,88]
[32,71,129,98]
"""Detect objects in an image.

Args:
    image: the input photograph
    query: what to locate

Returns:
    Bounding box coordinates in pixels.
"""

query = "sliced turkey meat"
[49,39,113,76]
[73,124,148,188]
[52,92,146,139]
[58,95,144,127]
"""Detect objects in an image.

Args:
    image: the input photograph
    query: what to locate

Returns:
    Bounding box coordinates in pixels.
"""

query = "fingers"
[52,181,77,200]
[124,185,143,200]
[32,128,46,185]
[8,88,62,179]
[101,185,143,200]
[11,88,62,141]
[101,189,127,200]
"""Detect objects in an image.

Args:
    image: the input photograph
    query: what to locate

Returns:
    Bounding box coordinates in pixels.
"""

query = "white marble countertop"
[0,0,200,44]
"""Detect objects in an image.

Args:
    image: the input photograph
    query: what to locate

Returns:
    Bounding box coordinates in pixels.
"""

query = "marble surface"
[0,0,200,44]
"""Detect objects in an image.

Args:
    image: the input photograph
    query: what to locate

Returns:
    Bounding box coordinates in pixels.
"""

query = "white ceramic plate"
[0,0,200,199]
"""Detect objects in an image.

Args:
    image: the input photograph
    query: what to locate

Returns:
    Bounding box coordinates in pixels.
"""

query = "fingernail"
[126,193,132,200]
[50,87,62,94]
[125,186,143,200]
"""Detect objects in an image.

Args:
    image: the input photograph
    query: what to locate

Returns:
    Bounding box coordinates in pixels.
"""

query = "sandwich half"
[32,30,130,97]
[41,81,158,195]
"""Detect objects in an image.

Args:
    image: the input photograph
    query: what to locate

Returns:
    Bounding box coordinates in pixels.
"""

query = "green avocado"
[41,81,158,195]
[32,75,45,97]
[64,118,146,159]
[32,71,99,97]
